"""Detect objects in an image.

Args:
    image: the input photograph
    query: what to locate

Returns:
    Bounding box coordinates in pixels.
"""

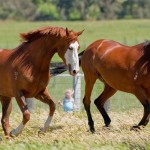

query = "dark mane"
[20,26,70,42]
[134,40,150,77]
[143,40,150,54]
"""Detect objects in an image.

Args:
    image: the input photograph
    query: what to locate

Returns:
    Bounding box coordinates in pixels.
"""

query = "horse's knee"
[83,102,90,110]
[144,104,150,112]
[23,110,30,124]
[94,99,98,105]
[94,98,101,107]
[83,97,91,107]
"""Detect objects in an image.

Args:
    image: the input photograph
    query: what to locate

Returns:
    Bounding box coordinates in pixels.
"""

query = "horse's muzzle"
[68,64,79,76]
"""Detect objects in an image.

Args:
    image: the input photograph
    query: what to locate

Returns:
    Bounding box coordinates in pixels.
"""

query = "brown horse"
[81,39,150,132]
[0,26,83,138]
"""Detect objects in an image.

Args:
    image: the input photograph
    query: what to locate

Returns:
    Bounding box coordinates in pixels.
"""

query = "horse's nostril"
[73,70,76,74]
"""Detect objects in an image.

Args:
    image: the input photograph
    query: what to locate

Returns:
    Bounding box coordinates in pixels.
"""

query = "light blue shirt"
[63,97,74,112]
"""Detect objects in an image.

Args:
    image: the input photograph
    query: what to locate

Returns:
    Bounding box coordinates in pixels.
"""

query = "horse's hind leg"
[83,75,97,133]
[35,87,55,132]
[0,96,12,138]
[94,84,116,127]
[131,87,150,130]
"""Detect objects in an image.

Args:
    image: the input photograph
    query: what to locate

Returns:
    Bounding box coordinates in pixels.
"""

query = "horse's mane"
[20,26,71,42]
[134,40,150,77]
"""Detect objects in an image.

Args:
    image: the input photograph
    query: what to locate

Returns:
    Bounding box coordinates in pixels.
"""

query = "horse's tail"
[50,62,67,77]
[134,40,150,80]
[50,50,85,77]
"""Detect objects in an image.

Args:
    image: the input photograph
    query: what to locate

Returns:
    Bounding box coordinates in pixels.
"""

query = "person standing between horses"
[59,89,77,112]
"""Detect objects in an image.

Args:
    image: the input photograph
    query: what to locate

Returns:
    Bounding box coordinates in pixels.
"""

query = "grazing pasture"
[0,20,150,149]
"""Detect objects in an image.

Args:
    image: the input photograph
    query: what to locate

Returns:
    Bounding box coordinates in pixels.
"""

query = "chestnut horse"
[0,26,83,138]
[81,39,150,132]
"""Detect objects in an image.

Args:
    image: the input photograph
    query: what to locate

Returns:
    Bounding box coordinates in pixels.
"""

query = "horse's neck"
[13,38,56,72]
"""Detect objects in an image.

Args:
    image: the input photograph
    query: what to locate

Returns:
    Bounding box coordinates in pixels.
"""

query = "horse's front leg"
[35,88,55,132]
[10,94,30,136]
[0,96,12,139]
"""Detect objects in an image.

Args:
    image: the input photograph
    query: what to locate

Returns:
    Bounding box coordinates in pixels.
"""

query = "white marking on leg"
[11,122,24,136]
[41,116,52,132]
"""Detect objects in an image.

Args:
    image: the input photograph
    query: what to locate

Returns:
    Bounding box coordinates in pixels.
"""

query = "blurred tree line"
[0,0,149,21]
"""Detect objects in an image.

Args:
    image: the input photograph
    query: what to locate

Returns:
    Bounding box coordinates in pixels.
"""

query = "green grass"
[0,109,150,149]
[0,19,150,58]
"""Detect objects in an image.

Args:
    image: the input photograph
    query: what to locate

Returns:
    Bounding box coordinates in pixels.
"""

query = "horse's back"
[0,49,12,62]
[82,39,132,73]
[82,39,144,93]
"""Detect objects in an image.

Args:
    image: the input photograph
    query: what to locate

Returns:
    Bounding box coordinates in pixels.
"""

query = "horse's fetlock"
[23,110,30,121]
[105,118,111,126]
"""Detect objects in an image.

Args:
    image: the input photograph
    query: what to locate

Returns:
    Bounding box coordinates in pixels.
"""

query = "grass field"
[0,20,150,149]
[1,109,150,149]
[0,19,150,52]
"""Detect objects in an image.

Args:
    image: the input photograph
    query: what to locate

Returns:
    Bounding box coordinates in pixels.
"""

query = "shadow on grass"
[31,125,64,132]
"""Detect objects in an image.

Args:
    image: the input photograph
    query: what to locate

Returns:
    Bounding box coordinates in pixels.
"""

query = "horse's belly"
[101,71,135,93]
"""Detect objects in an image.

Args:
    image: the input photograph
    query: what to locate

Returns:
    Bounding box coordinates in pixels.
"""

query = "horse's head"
[57,28,84,76]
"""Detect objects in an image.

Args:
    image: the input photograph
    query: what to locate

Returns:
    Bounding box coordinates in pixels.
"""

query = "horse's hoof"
[5,135,11,140]
[10,129,17,137]
[130,125,144,131]
[88,128,95,133]
[38,128,45,137]
[103,125,111,130]
[87,129,94,133]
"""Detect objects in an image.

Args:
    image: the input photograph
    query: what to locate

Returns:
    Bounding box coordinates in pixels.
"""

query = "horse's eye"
[69,47,73,51]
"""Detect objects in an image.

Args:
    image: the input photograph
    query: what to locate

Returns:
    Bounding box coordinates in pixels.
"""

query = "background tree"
[0,0,36,20]
[53,0,73,20]
[34,0,60,20]
[119,0,150,19]
[97,0,122,20]
[72,0,97,20]
[0,0,150,21]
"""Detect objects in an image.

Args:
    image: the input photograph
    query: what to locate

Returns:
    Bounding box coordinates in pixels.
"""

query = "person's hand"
[74,104,78,109]
[58,100,63,106]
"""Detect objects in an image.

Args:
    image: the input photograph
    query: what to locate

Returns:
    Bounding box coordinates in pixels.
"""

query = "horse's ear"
[66,28,69,36]
[77,30,84,36]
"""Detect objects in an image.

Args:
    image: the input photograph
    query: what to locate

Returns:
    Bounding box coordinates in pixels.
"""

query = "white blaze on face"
[64,41,79,75]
